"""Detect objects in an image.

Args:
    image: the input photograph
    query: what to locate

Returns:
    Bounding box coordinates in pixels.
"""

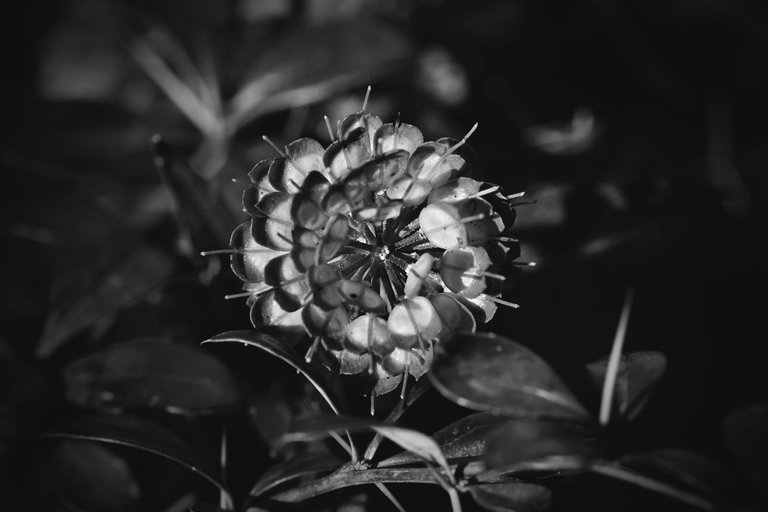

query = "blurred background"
[2,0,767,510]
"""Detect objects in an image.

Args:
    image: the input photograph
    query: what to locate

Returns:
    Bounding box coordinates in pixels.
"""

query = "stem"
[448,488,463,512]
[364,380,431,461]
[375,483,406,512]
[599,287,634,426]
[591,463,716,511]
[271,466,447,503]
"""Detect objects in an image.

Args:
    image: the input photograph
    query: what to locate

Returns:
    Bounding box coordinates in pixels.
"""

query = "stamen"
[200,248,277,256]
[361,85,372,112]
[223,291,254,300]
[422,213,489,235]
[399,364,409,399]
[468,185,500,199]
[505,191,526,200]
[488,296,520,308]
[492,236,519,243]
[262,135,287,158]
[445,122,479,156]
[511,261,537,267]
[324,115,335,141]
[304,336,321,363]
[370,388,376,416]
[393,113,401,150]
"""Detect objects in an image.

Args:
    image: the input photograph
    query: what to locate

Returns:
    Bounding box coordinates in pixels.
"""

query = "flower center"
[375,245,391,262]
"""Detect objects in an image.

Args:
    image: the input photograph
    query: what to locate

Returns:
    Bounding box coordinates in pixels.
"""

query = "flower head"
[226,101,523,403]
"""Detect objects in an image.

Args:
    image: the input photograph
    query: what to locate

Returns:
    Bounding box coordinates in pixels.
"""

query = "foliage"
[2,0,768,511]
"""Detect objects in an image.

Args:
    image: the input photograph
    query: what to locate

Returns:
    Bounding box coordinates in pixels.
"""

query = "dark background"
[1,0,767,511]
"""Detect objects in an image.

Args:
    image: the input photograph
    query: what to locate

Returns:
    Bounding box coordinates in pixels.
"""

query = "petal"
[230,221,286,283]
[374,123,424,154]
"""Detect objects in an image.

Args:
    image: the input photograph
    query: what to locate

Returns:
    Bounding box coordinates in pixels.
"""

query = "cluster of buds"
[213,92,527,409]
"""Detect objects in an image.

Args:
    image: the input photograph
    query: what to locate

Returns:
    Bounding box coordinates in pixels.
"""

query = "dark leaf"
[484,419,601,474]
[203,330,341,415]
[284,414,450,473]
[227,19,411,130]
[41,439,142,512]
[37,246,174,358]
[249,451,344,497]
[587,351,667,421]
[42,414,231,505]
[379,412,511,468]
[152,136,238,255]
[188,505,227,512]
[468,482,552,512]
[723,404,768,495]
[430,332,589,420]
[64,339,241,415]
[617,450,730,500]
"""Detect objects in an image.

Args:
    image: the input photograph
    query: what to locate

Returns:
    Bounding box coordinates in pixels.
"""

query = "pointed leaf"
[202,330,341,415]
[484,419,601,474]
[41,439,142,512]
[284,415,450,474]
[468,482,552,512]
[37,246,174,357]
[379,412,511,467]
[42,414,231,505]
[152,135,237,253]
[64,340,241,415]
[250,451,344,497]
[723,404,768,496]
[430,332,589,420]
[587,351,666,421]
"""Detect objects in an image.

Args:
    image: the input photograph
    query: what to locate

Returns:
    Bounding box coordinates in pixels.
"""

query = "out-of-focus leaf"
[723,404,768,495]
[429,332,589,421]
[41,439,142,512]
[249,451,344,497]
[226,19,411,131]
[42,414,231,505]
[203,330,341,415]
[523,108,598,155]
[37,246,174,358]
[617,450,730,500]
[587,351,667,421]
[152,136,238,254]
[379,412,511,468]
[284,415,450,474]
[468,482,552,512]
[188,505,227,512]
[64,339,241,415]
[483,419,601,474]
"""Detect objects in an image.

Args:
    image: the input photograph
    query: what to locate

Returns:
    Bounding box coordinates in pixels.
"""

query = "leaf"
[723,404,768,496]
[203,330,341,415]
[41,414,231,505]
[587,351,667,421]
[249,451,345,497]
[284,415,451,474]
[429,332,589,420]
[41,439,142,512]
[64,339,242,415]
[483,419,601,474]
[468,482,552,512]
[37,246,174,358]
[618,449,730,500]
[379,412,511,468]
[226,19,411,131]
[152,136,238,253]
